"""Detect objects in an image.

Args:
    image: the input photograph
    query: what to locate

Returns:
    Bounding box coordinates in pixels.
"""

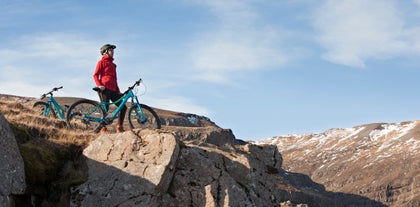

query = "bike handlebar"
[53,86,63,91]
[41,86,63,99]
[123,78,142,95]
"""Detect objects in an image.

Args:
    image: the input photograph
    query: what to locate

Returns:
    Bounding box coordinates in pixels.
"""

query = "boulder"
[70,130,180,207]
[0,113,26,206]
[158,142,333,207]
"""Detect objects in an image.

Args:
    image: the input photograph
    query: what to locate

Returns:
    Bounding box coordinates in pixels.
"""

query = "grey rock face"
[70,128,324,207]
[70,130,179,207]
[0,113,26,207]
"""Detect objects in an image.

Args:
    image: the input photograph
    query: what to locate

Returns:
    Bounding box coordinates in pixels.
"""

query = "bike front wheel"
[66,99,105,132]
[128,104,161,130]
[33,101,57,118]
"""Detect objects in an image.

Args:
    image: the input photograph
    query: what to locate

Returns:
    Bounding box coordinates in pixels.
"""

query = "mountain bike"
[33,86,67,119]
[66,78,161,132]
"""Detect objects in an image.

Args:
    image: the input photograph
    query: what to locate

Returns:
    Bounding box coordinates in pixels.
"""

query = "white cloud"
[5,33,98,67]
[188,1,290,83]
[117,79,211,117]
[313,0,410,67]
[0,32,102,98]
[191,31,287,82]
[145,96,211,117]
[0,80,50,98]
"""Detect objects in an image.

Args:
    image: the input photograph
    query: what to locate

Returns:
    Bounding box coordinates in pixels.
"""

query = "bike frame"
[44,96,66,119]
[90,89,146,125]
[37,86,66,120]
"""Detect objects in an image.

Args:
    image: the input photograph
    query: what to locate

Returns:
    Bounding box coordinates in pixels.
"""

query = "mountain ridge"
[254,121,420,207]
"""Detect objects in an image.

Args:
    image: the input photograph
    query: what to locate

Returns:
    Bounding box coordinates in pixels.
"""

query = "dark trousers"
[100,89,127,126]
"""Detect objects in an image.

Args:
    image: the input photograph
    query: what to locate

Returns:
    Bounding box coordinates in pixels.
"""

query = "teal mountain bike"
[33,86,67,119]
[66,78,161,132]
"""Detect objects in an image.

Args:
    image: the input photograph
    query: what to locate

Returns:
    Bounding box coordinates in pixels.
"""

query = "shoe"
[100,126,108,134]
[116,124,124,133]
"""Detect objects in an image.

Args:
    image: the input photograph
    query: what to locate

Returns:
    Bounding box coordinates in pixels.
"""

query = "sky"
[2,0,420,140]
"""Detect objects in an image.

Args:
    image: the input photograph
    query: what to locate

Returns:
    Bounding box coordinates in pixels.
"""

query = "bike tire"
[66,99,105,131]
[128,104,161,130]
[33,101,57,118]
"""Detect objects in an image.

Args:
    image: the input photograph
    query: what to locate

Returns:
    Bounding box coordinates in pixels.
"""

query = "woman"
[93,44,127,133]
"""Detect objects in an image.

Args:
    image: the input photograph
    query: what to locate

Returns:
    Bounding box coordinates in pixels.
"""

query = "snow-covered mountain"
[254,121,420,207]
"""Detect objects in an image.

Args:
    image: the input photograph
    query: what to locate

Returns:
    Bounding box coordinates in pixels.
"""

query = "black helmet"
[100,44,116,55]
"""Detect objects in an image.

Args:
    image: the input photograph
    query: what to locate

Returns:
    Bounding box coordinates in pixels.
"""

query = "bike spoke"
[67,100,105,132]
[128,104,161,130]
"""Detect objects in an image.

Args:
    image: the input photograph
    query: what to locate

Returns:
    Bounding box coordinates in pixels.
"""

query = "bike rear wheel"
[33,101,57,118]
[66,99,105,131]
[128,104,161,130]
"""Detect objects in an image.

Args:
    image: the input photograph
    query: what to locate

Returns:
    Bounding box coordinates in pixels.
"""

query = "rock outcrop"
[71,130,180,206]
[70,128,385,207]
[0,113,26,206]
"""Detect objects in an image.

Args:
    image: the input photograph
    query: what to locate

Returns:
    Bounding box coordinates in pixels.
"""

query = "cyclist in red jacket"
[93,44,127,133]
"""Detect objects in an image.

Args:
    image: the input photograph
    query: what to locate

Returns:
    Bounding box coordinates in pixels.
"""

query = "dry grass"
[0,94,219,147]
[0,99,96,148]
[0,97,95,205]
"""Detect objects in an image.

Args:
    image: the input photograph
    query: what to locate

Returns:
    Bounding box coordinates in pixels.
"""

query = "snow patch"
[369,122,416,141]
[407,137,419,153]
[309,127,365,146]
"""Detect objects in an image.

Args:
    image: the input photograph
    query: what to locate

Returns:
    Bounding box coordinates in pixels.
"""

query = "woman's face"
[106,48,114,57]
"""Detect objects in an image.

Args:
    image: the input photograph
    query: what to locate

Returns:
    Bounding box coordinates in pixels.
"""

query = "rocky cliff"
[68,127,389,207]
[254,122,420,207]
[0,95,392,206]
[0,113,26,207]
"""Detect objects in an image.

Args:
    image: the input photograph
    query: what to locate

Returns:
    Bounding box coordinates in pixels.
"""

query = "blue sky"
[2,0,420,140]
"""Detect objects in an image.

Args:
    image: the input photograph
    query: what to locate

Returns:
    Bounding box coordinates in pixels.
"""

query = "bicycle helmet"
[100,44,116,55]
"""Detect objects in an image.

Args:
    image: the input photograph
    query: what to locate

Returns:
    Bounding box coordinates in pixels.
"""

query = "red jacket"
[93,55,120,93]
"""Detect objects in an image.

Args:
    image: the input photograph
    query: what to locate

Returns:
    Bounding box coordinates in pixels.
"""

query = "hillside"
[2,94,219,128]
[254,122,420,207]
[0,94,409,206]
